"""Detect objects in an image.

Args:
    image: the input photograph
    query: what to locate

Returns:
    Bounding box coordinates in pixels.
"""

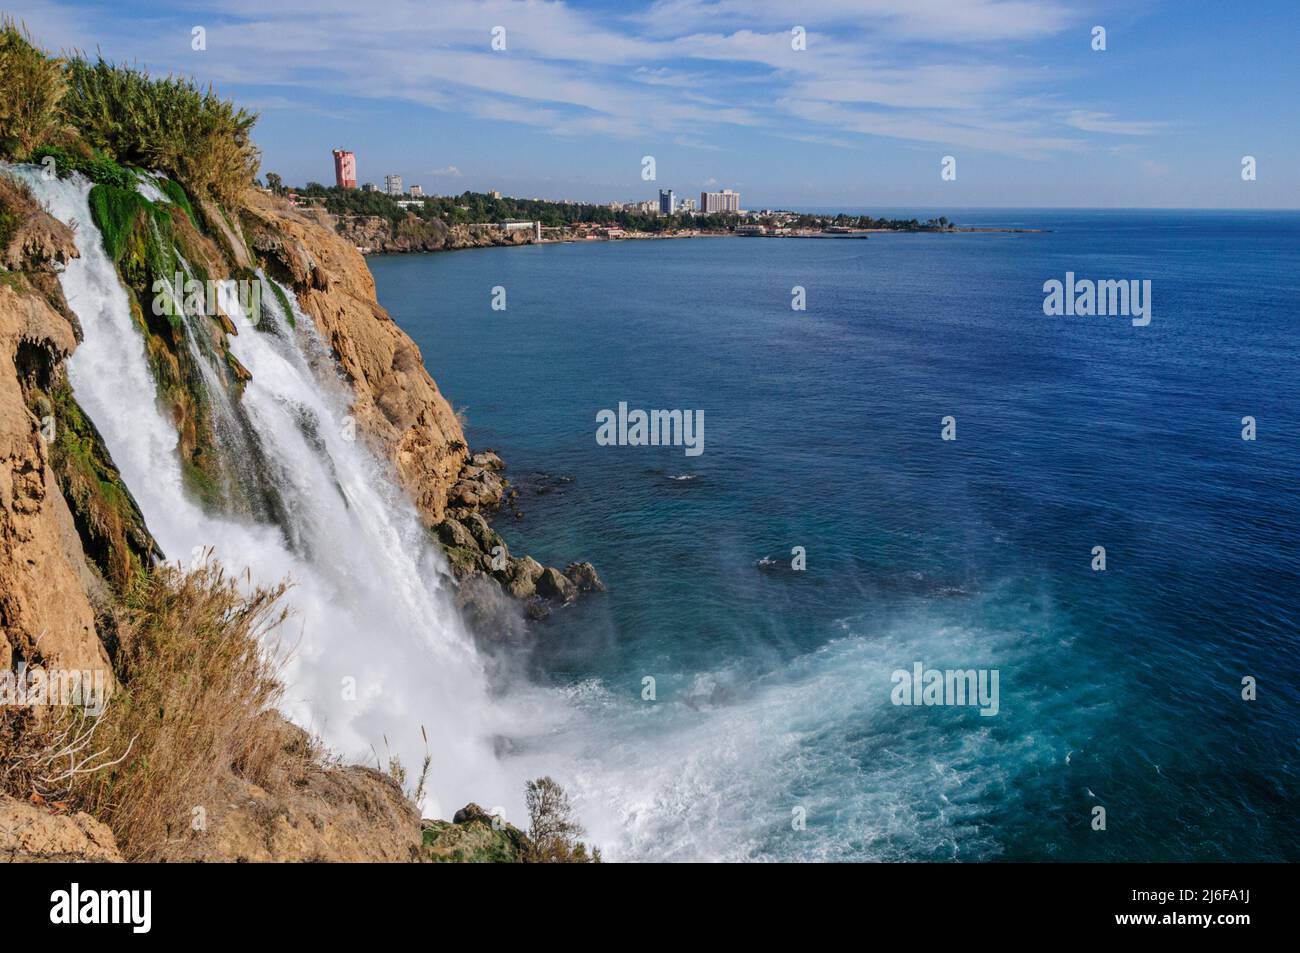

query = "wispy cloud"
[1062,110,1176,136]
[4,0,1151,160]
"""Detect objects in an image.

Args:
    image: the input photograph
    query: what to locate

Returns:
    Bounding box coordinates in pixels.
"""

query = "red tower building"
[332,149,356,189]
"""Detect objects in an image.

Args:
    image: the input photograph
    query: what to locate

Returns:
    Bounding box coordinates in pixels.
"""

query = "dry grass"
[71,561,296,860]
[0,706,130,808]
[0,20,259,203]
[0,18,68,159]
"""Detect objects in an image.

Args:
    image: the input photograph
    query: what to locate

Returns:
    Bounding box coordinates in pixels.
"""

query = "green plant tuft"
[62,56,259,204]
[0,207,16,252]
[264,277,296,328]
[0,18,68,159]
[30,145,134,187]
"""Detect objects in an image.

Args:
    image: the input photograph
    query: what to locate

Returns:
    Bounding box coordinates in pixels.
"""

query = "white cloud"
[4,0,1148,160]
[1062,111,1175,136]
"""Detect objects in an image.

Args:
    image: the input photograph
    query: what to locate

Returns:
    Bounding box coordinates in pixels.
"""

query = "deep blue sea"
[371,210,1299,861]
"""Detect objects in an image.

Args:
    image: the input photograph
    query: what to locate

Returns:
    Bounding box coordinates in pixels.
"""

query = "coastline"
[353,224,1046,256]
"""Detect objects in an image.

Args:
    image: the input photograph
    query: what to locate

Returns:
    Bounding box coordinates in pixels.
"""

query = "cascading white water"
[8,165,554,822]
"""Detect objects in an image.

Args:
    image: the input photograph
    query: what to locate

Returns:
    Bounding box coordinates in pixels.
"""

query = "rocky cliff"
[0,174,114,678]
[332,211,536,255]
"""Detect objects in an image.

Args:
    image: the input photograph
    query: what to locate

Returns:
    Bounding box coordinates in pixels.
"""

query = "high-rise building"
[700,188,740,213]
[332,149,356,189]
[384,174,403,196]
[409,185,424,197]
[658,188,676,215]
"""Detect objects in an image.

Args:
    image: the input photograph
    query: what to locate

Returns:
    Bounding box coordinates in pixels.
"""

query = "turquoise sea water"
[371,211,1299,861]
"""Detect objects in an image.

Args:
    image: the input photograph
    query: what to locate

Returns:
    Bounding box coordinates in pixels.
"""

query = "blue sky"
[8,0,1299,207]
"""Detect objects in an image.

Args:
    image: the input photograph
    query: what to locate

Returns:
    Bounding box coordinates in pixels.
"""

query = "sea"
[368,209,1299,861]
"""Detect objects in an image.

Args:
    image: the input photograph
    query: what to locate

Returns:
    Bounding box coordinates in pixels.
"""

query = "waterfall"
[7,166,538,821]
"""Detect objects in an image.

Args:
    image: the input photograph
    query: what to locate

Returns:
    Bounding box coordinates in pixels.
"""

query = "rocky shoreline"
[333,212,536,255]
[434,450,603,640]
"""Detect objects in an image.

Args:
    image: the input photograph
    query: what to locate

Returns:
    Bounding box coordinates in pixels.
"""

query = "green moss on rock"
[421,805,530,863]
[264,275,295,328]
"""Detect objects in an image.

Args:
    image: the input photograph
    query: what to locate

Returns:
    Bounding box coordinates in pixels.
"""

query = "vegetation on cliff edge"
[0,18,258,204]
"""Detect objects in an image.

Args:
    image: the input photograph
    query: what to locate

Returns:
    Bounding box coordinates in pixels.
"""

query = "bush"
[30,145,135,188]
[0,206,15,252]
[0,707,128,808]
[62,57,259,204]
[0,24,260,204]
[70,562,294,860]
[0,18,67,159]
[525,776,601,863]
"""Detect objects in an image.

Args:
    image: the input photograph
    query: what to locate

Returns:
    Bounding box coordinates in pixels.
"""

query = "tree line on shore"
[266,179,954,234]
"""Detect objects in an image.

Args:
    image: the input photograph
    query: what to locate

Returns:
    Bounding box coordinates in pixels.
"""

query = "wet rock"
[429,456,599,628]
[434,518,480,554]
[464,512,506,556]
[536,566,577,604]
[460,572,531,644]
[0,175,79,272]
[564,561,605,593]
[448,461,507,512]
[503,555,544,599]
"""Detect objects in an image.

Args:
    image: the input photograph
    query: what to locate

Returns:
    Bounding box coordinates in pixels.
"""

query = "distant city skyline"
[6,0,1299,208]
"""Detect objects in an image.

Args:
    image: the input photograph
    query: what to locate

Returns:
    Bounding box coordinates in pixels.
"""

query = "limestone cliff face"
[332,211,535,255]
[0,283,107,675]
[240,191,468,525]
[0,794,123,862]
[0,179,109,676]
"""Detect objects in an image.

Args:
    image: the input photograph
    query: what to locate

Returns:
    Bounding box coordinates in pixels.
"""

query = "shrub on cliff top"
[0,21,260,204]
[62,56,259,205]
[0,18,68,159]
